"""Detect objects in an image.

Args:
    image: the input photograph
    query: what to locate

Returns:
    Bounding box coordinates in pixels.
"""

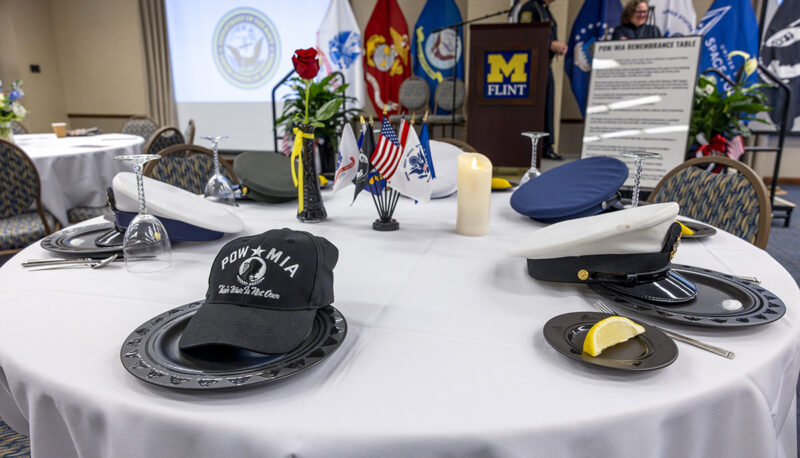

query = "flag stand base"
[373,218,399,231]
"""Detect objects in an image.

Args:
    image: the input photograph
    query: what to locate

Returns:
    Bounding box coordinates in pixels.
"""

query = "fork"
[592,299,735,359]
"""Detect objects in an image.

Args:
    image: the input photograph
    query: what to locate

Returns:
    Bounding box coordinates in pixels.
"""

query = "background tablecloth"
[0,191,798,458]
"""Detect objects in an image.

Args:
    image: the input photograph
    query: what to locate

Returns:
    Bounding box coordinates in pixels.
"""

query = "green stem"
[304,79,310,125]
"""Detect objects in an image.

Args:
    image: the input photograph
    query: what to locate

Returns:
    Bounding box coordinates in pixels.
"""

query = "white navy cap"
[508,203,683,284]
[428,140,459,199]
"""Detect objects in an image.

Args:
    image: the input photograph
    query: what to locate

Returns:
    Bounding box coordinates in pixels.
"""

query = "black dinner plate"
[121,301,347,390]
[543,312,678,371]
[677,219,717,239]
[41,223,123,256]
[589,264,786,327]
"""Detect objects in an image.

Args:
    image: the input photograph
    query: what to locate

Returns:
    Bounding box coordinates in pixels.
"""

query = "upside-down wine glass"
[201,135,235,206]
[113,154,171,273]
[621,151,663,207]
[520,132,549,186]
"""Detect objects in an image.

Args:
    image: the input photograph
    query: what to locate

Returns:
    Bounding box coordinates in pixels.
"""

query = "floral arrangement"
[290,48,343,127]
[0,80,27,123]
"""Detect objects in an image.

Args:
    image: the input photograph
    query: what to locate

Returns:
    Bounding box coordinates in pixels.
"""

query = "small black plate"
[543,312,678,371]
[41,223,123,256]
[589,264,786,327]
[678,219,717,239]
[121,301,347,390]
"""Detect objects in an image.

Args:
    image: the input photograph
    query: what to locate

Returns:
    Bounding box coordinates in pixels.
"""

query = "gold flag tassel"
[290,127,315,213]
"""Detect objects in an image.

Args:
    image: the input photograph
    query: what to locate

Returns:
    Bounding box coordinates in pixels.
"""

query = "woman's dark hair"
[621,0,649,25]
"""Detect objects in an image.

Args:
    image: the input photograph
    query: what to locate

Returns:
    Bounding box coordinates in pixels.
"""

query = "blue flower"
[8,90,21,102]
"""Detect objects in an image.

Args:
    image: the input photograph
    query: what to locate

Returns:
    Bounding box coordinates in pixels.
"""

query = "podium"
[466,23,550,167]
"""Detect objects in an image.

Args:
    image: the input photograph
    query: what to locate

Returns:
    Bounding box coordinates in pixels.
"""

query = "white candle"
[457,152,492,236]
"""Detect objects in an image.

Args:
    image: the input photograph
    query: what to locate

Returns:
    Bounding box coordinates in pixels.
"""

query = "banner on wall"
[364,0,410,115]
[759,0,800,132]
[650,0,696,37]
[317,0,366,111]
[695,0,759,92]
[411,0,464,113]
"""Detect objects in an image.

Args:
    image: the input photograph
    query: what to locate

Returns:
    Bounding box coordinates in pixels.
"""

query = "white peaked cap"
[507,202,680,259]
[428,140,459,199]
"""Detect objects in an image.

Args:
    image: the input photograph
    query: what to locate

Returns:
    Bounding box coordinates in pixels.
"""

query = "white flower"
[11,102,27,118]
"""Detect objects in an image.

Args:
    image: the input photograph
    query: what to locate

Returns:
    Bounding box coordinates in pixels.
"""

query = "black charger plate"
[589,264,785,327]
[121,301,347,390]
[677,219,717,239]
[543,312,678,371]
[41,223,123,256]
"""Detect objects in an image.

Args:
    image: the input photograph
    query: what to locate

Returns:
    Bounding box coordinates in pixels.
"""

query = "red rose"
[292,48,320,80]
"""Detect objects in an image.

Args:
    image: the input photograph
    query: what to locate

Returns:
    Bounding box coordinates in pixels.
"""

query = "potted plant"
[0,80,27,142]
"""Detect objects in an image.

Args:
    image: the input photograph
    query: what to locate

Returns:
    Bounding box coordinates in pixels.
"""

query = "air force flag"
[696,0,759,92]
[412,0,464,111]
[317,0,365,109]
[565,0,623,117]
[650,0,696,37]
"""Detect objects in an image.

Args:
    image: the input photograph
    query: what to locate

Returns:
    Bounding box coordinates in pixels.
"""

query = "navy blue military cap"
[510,156,628,223]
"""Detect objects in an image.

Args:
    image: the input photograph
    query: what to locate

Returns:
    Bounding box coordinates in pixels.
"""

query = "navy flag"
[760,0,800,131]
[412,0,464,112]
[564,0,623,117]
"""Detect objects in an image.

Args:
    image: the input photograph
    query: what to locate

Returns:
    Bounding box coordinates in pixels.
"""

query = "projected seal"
[213,7,280,89]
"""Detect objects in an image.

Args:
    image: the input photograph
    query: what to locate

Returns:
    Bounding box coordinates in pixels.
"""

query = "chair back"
[0,139,53,233]
[143,144,239,194]
[11,121,29,135]
[398,77,430,113]
[185,119,195,145]
[433,77,466,113]
[121,116,159,140]
[647,156,771,248]
[143,126,185,156]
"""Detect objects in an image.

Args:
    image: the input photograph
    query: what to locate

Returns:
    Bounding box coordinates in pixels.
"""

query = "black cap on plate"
[179,228,338,354]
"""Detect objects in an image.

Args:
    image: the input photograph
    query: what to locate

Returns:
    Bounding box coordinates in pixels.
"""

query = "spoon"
[27,254,119,271]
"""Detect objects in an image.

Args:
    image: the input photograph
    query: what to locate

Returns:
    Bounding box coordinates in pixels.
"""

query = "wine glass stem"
[632,159,644,208]
[530,138,538,169]
[135,163,147,214]
[213,142,221,176]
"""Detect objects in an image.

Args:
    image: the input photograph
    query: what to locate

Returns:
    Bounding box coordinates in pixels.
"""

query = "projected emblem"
[213,7,280,89]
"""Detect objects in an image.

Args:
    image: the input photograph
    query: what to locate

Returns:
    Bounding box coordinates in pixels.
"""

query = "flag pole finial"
[369,114,374,125]
[383,105,388,116]
[410,112,416,126]
[423,110,429,123]
[360,115,365,125]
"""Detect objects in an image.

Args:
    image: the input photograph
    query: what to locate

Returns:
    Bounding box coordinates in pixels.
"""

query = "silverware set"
[22,254,120,271]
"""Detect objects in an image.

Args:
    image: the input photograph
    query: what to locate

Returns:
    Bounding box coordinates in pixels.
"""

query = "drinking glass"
[520,132,549,186]
[201,135,235,206]
[114,154,171,272]
[621,151,663,207]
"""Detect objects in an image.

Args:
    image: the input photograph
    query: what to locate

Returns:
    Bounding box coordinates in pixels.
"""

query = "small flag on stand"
[418,116,436,179]
[353,119,376,203]
[332,123,359,195]
[370,117,410,180]
[388,120,433,202]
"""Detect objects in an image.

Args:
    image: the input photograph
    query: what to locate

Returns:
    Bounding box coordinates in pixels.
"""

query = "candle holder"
[367,170,399,231]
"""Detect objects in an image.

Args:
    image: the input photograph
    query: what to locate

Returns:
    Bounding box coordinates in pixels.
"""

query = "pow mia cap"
[510,156,628,223]
[507,202,683,285]
[233,152,297,203]
[179,228,338,355]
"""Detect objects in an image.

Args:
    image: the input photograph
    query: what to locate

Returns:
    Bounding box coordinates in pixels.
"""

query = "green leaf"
[312,98,343,122]
[310,121,325,127]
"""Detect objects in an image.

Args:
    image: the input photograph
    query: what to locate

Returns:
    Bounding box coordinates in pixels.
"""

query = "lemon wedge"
[491,177,512,189]
[583,316,645,357]
[318,175,329,185]
[677,221,694,236]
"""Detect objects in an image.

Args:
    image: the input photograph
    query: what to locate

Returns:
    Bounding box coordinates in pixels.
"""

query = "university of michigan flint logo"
[213,7,280,89]
[484,51,530,99]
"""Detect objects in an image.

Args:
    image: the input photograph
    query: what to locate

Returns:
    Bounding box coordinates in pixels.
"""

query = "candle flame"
[471,158,478,169]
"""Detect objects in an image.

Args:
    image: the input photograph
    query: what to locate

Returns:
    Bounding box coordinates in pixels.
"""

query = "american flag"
[370,118,410,181]
[727,135,745,161]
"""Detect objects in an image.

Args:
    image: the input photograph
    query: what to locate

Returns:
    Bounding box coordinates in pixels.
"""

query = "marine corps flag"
[364,0,410,115]
[412,0,464,112]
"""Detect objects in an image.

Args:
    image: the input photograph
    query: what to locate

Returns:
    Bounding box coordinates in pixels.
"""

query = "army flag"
[389,121,433,202]
[332,123,359,195]
[564,0,623,117]
[317,0,365,109]
[353,121,376,202]
[412,0,464,111]
[760,0,800,131]
[364,0,410,115]
[650,0,696,36]
[695,0,759,92]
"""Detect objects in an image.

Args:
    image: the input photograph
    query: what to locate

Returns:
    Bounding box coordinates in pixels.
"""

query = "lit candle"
[457,152,492,236]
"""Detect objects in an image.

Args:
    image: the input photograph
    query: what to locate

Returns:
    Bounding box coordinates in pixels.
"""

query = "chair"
[143,126,185,156]
[121,116,159,140]
[143,144,239,195]
[388,76,430,125]
[185,119,195,145]
[0,139,59,255]
[11,121,28,135]
[66,206,113,225]
[429,77,466,136]
[647,156,771,249]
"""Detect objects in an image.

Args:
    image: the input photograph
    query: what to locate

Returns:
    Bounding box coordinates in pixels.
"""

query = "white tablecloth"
[0,191,798,458]
[15,133,144,224]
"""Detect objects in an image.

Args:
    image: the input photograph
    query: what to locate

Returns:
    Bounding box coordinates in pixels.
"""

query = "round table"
[15,133,144,225]
[0,191,798,458]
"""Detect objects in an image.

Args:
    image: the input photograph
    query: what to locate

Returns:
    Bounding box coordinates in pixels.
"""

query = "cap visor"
[179,301,317,355]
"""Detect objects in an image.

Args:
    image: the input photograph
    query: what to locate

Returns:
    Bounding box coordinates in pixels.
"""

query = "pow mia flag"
[760,0,800,132]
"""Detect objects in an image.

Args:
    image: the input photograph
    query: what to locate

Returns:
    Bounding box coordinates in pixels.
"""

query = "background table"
[0,191,798,458]
[15,133,144,225]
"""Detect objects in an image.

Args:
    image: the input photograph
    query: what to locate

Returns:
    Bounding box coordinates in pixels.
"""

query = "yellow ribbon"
[290,127,315,213]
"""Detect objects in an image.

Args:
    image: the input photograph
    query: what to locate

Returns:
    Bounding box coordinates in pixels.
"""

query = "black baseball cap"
[179,228,338,355]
